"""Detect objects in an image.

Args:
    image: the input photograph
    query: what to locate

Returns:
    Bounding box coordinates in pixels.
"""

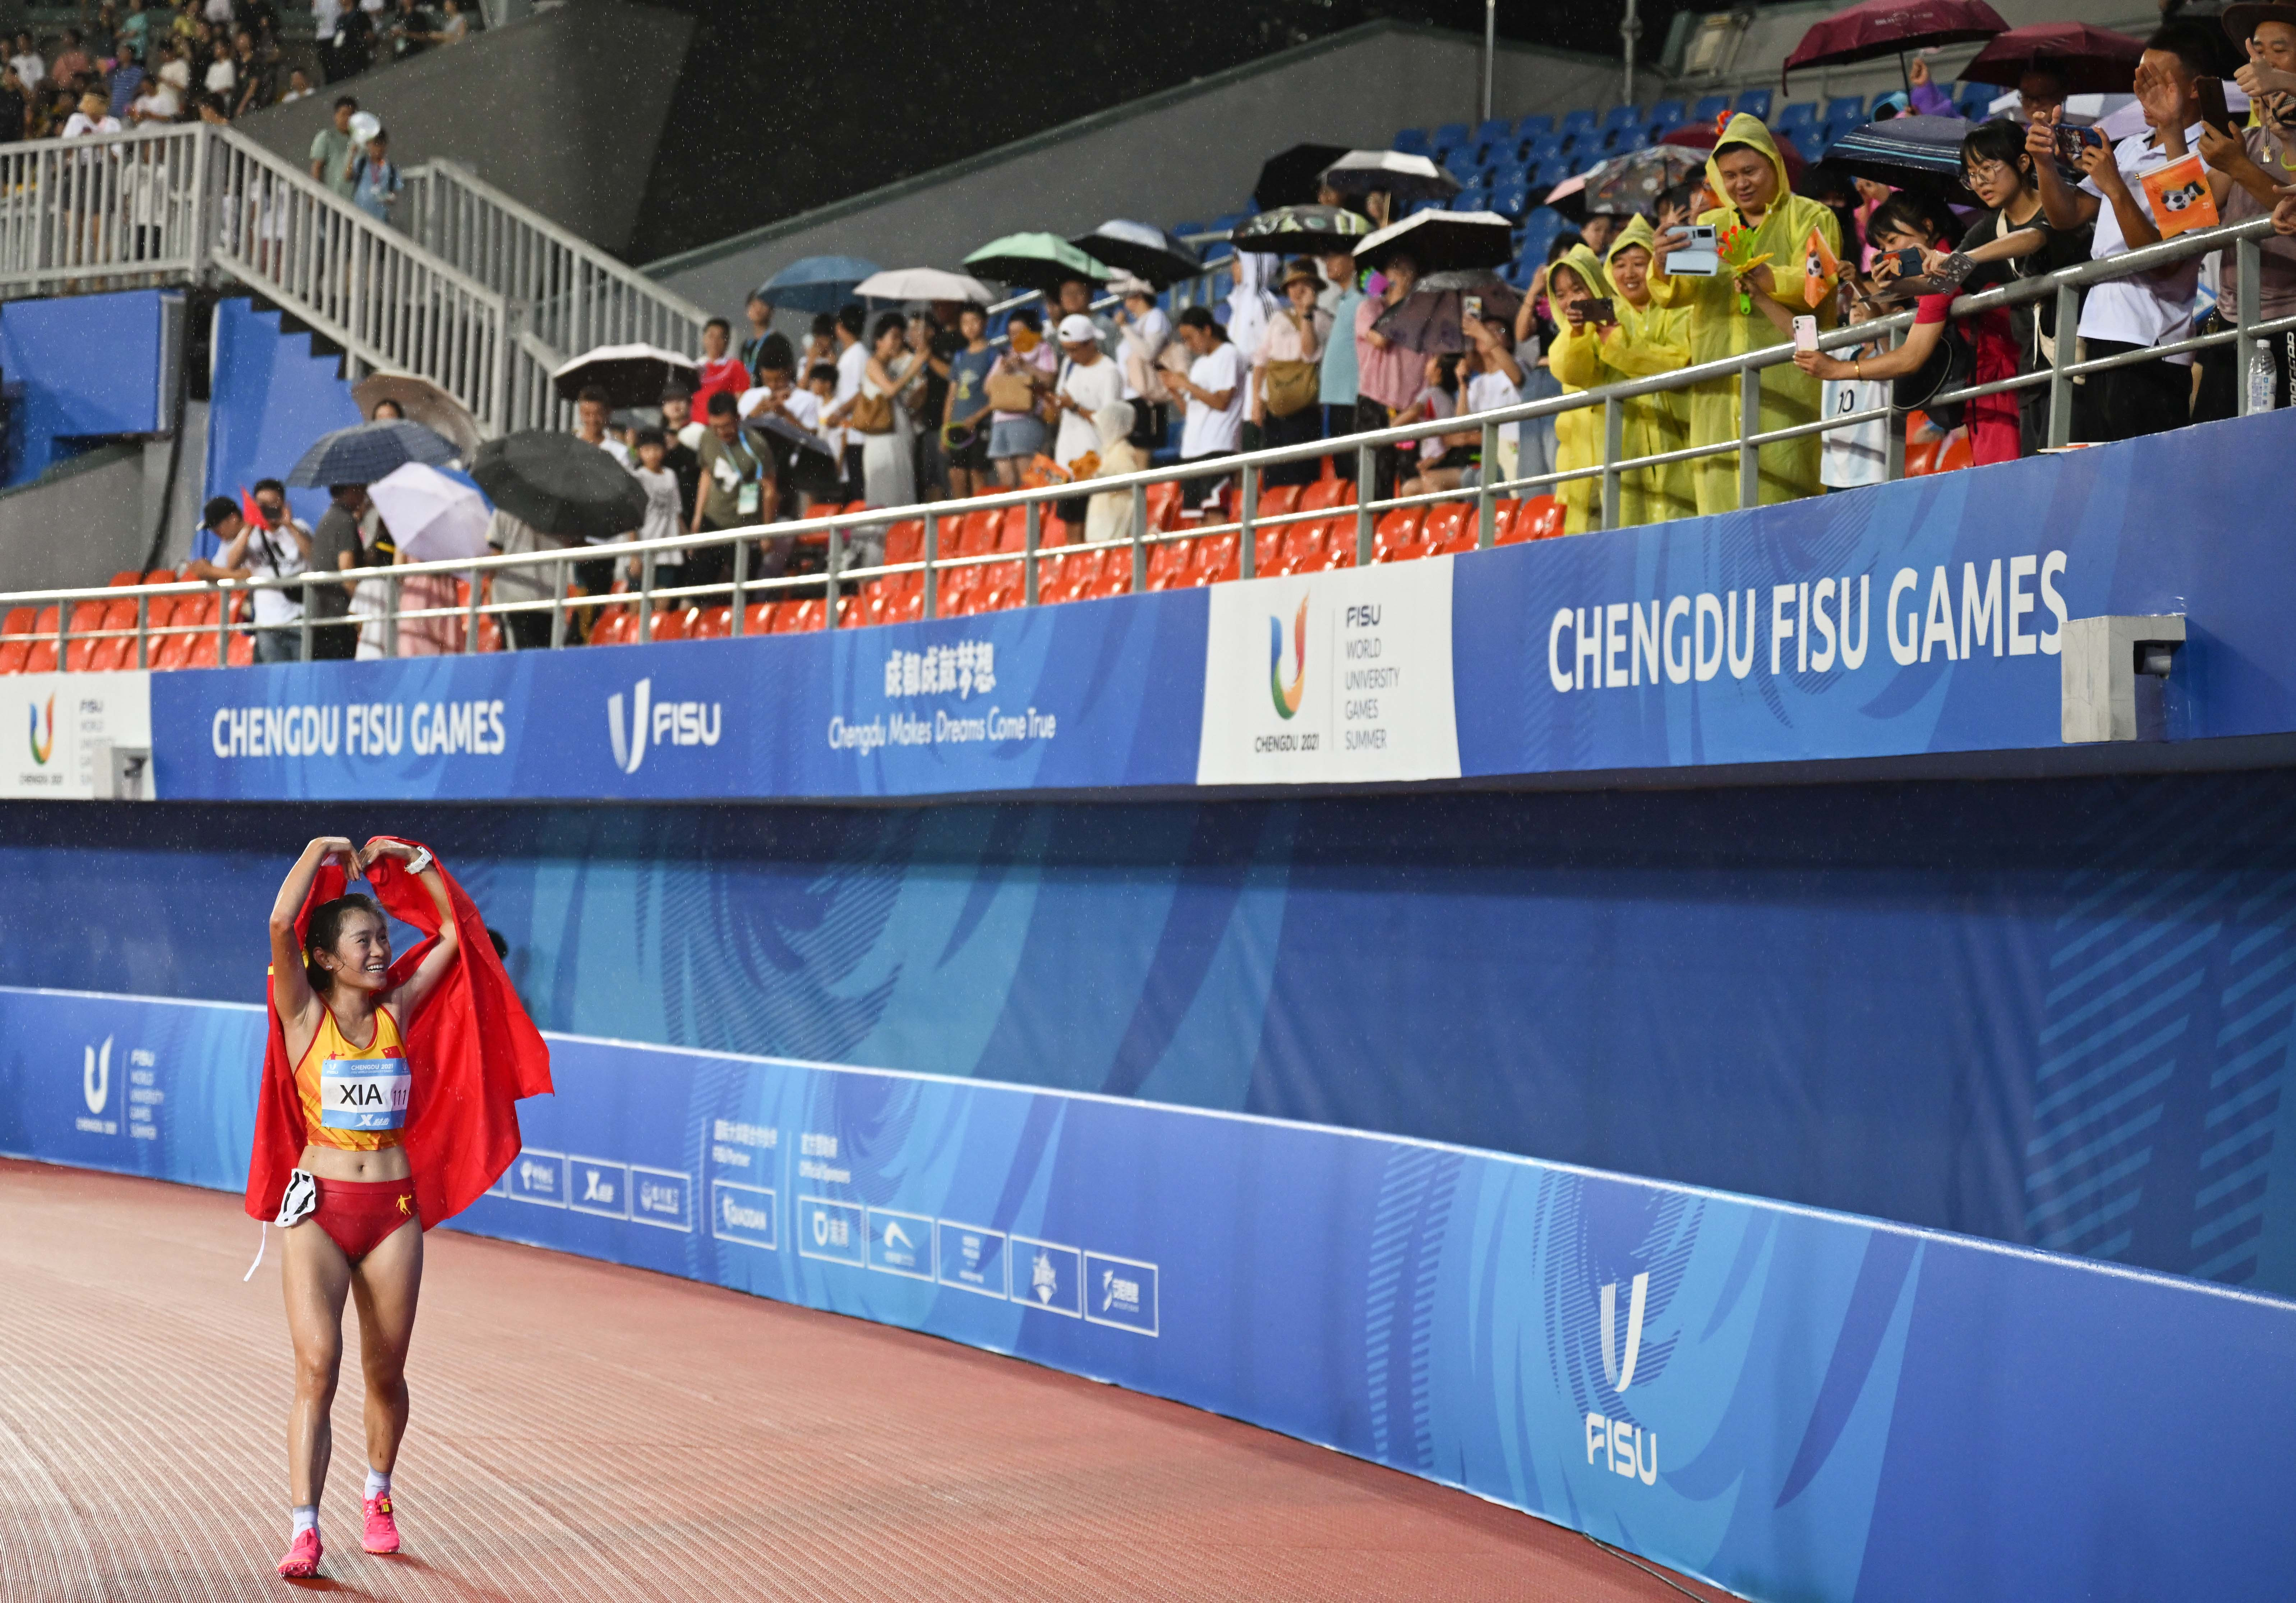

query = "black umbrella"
[1354,210,1517,277]
[552,344,702,409]
[1819,115,1977,200]
[469,431,649,542]
[1231,205,1374,257]
[1370,273,1525,355]
[1069,220,1202,289]
[747,409,836,458]
[1253,142,1351,209]
[285,419,458,488]
[1320,150,1462,206]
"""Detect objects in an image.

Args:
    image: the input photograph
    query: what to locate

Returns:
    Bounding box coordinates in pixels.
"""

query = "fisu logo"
[83,1035,112,1113]
[607,677,722,775]
[1585,1271,1658,1486]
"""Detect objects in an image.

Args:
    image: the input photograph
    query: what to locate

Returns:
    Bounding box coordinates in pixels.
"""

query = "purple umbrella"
[1960,22,2145,97]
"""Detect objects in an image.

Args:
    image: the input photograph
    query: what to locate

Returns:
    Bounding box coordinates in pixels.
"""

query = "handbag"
[986,364,1041,413]
[848,389,894,435]
[1264,358,1320,418]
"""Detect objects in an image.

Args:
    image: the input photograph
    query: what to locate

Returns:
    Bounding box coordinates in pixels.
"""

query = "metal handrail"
[1,210,2281,665]
[0,122,209,297]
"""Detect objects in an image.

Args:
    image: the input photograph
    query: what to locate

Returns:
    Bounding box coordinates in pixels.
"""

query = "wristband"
[404,846,433,876]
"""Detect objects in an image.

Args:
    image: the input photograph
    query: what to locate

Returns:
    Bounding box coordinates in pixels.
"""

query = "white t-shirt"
[1180,343,1246,458]
[204,58,236,95]
[830,339,867,456]
[1054,354,1124,467]
[9,53,43,89]
[62,112,121,137]
[1821,377,1890,488]
[633,464,683,563]
[2077,123,2204,365]
[1464,369,1521,452]
[246,520,310,629]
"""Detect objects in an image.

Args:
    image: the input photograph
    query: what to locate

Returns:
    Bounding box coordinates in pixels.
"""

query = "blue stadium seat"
[1533,155,1572,187]
[1778,101,1818,132]
[1650,98,1686,128]
[1501,259,1536,290]
[1525,132,1562,162]
[1602,103,1644,130]
[1490,183,1531,220]
[1432,121,1470,149]
[1487,161,1530,190]
[1444,152,1480,183]
[1453,187,1492,213]
[1212,267,1234,299]
[1408,197,1446,216]
[1559,107,1598,137]
[1474,137,1518,169]
[1960,81,2001,116]
[1690,93,1730,124]
[1474,117,1513,143]
[1172,219,1205,238]
[1515,112,1554,138]
[1612,128,1651,154]
[1199,237,1233,263]
[1393,128,1431,155]
[1520,206,1565,248]
[1734,88,1773,120]
[1824,95,1865,124]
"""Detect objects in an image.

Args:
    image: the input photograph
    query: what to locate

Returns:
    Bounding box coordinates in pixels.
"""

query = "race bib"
[319,1057,411,1131]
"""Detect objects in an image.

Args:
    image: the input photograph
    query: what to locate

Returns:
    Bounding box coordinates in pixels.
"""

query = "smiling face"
[1608,245,1651,304]
[1714,147,1778,216]
[314,907,390,994]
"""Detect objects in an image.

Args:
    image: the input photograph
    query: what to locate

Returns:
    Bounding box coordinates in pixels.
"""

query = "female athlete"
[266,835,457,1578]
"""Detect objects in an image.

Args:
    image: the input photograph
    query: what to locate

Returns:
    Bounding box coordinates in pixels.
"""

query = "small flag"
[1803,226,1841,308]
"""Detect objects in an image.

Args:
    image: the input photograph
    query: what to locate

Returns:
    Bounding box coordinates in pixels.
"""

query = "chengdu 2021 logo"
[28,692,55,765]
[1268,597,1307,720]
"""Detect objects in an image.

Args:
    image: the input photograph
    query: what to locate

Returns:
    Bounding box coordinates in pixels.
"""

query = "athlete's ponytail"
[305,893,384,992]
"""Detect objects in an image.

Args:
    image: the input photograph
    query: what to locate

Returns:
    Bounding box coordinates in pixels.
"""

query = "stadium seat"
[1532,155,1571,188]
[1393,128,1430,155]
[1602,103,1643,131]
[1824,95,1865,124]
[1371,507,1427,564]
[1959,81,2001,117]
[644,606,689,644]
[1690,94,1729,124]
[1143,480,1182,532]
[1779,101,1818,132]
[1649,98,1686,129]
[1431,121,1469,150]
[1734,88,1773,120]
[1145,534,1195,590]
[1525,132,1562,163]
[1612,128,1651,153]
[1473,116,1512,144]
[1559,107,1597,137]
[1514,112,1554,139]
[1419,503,1475,556]
[1473,137,1516,169]
[1488,158,1530,189]
[1507,495,1568,542]
[1453,187,1491,213]
[1490,183,1531,220]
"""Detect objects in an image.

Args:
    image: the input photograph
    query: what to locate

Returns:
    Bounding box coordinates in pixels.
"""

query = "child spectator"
[941,303,995,497]
[10,33,46,95]
[629,427,684,589]
[1538,241,1620,530]
[348,126,398,221]
[107,41,146,121]
[62,87,120,135]
[692,316,747,419]
[1568,217,1695,526]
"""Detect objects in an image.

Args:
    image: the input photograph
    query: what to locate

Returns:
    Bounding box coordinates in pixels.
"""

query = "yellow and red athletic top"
[295,1005,411,1151]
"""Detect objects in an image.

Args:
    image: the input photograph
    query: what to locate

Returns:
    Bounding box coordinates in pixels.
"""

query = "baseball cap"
[1057,314,1099,344]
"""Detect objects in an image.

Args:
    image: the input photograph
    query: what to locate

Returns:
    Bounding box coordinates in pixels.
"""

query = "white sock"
[292,1505,319,1537]
[365,1469,391,1500]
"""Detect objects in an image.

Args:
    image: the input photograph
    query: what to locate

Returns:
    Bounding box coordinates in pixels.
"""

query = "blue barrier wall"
[202,297,363,533]
[3,772,2292,1299]
[0,289,169,487]
[4,983,2291,1603]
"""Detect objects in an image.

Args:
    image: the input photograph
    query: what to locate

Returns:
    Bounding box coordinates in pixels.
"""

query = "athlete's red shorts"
[312,1177,419,1262]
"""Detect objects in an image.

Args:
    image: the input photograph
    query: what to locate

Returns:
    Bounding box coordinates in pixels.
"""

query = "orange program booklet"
[2140,154,2218,238]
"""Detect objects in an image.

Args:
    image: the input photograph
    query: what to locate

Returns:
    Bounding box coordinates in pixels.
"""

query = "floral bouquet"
[1716,221,1775,314]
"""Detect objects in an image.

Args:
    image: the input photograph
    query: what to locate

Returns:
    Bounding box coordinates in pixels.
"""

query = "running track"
[0,1159,1741,1602]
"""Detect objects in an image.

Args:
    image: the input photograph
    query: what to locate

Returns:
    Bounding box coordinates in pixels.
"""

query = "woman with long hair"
[264,836,460,1577]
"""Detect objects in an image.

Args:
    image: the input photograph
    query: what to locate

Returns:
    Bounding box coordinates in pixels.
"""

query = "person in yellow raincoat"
[1550,215,1696,528]
[1538,240,1612,533]
[1646,114,1842,514]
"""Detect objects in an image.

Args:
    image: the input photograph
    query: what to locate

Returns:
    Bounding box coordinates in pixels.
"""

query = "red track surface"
[0,1159,1742,1602]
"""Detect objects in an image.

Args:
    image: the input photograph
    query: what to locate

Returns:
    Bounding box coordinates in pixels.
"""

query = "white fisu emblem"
[607,678,652,775]
[82,1035,112,1113]
[1600,1272,1650,1393]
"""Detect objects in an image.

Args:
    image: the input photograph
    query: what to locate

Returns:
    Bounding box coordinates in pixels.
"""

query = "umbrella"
[1819,115,1977,199]
[745,409,837,458]
[367,462,492,564]
[755,254,880,314]
[1581,146,1710,217]
[1231,204,1374,256]
[1782,0,2007,92]
[1353,209,1517,276]
[350,373,481,459]
[1662,123,1811,185]
[468,431,649,543]
[285,419,458,488]
[551,343,700,408]
[852,266,996,304]
[1320,150,1462,206]
[1253,141,1351,209]
[1542,166,1597,222]
[964,233,1113,294]
[1369,272,1525,354]
[1070,220,1201,288]
[1960,22,2145,96]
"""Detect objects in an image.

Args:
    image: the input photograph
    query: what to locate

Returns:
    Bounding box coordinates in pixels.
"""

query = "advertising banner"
[4,983,2292,1603]
[0,670,151,799]
[87,406,2296,803]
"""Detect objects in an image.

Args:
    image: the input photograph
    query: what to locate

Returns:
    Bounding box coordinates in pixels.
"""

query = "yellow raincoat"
[1643,115,1841,514]
[1539,242,1612,534]
[1549,217,1695,528]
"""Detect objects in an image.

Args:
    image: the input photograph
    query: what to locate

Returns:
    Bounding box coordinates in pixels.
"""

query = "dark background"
[626,0,1695,262]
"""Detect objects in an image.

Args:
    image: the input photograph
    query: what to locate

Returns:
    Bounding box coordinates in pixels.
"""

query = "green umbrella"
[963,233,1115,295]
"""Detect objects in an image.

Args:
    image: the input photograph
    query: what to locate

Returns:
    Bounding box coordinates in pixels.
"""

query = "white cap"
[1057,314,1099,345]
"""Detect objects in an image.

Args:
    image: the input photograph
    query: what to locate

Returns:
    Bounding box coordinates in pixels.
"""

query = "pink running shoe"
[276,1527,323,1578]
[361,1493,401,1555]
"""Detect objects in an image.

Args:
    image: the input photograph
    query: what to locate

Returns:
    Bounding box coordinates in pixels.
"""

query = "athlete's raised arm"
[271,836,360,1053]
[366,839,459,1021]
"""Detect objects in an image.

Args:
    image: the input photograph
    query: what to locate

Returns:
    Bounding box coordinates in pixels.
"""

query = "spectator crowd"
[0,0,465,140]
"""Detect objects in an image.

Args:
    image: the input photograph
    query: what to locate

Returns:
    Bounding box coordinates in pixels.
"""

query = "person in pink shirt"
[1354,254,1423,502]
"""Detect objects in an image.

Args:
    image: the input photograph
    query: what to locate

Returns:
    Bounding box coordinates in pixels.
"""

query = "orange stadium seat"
[1421,503,1477,556]
[1371,507,1427,563]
